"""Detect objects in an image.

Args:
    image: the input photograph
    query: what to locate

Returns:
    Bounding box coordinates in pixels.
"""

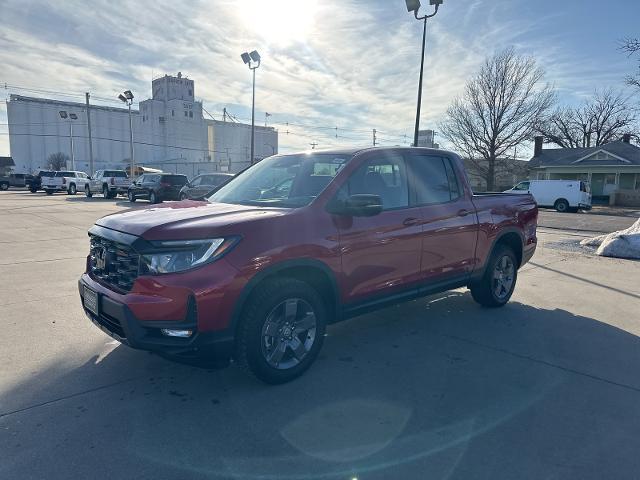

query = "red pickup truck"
[79,147,537,383]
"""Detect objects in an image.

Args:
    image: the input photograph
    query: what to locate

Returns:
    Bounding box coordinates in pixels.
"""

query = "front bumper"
[79,275,234,359]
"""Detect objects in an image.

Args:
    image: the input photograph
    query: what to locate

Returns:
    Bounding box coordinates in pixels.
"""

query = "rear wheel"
[180,192,188,200]
[45,189,53,195]
[29,187,38,193]
[85,185,92,198]
[127,190,136,202]
[470,245,518,308]
[68,183,77,195]
[149,191,159,204]
[235,278,326,384]
[554,198,569,213]
[0,182,8,191]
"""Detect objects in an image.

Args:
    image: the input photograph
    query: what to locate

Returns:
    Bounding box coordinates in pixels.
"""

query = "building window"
[184,111,188,117]
[172,110,175,116]
[189,111,193,118]
[159,116,165,123]
[188,89,192,96]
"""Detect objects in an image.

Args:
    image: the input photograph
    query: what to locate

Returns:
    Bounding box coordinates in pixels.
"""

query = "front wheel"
[85,185,92,197]
[68,183,77,195]
[469,245,518,308]
[235,278,327,384]
[45,189,53,195]
[149,191,159,204]
[29,187,38,193]
[180,192,188,200]
[128,190,136,202]
[0,182,8,191]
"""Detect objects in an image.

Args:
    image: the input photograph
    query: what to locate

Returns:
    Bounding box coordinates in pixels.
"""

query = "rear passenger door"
[405,152,478,283]
[333,151,425,305]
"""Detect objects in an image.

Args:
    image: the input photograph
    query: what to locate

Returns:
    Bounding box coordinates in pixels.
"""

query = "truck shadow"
[2,294,640,479]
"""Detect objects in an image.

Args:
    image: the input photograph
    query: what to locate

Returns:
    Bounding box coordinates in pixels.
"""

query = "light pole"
[241,50,261,165]
[59,111,78,169]
[405,0,443,147]
[118,90,135,177]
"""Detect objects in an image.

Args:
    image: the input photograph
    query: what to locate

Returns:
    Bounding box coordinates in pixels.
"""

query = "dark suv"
[127,173,188,203]
[179,173,234,200]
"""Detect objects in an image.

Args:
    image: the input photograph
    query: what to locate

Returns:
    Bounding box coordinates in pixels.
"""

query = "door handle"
[403,217,420,226]
[457,209,470,217]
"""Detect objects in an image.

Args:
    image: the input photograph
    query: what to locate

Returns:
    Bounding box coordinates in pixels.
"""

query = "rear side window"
[56,171,74,177]
[161,175,188,185]
[407,155,452,205]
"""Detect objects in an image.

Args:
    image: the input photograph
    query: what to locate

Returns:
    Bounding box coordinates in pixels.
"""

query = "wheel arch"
[230,258,341,335]
[474,228,524,282]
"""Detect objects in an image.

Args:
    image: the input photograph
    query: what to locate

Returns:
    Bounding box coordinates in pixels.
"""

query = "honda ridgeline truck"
[79,147,538,383]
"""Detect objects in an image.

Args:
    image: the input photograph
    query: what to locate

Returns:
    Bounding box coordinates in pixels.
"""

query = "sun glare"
[241,0,319,46]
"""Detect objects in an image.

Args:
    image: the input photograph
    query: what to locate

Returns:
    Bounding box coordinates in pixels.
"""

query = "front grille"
[89,235,140,292]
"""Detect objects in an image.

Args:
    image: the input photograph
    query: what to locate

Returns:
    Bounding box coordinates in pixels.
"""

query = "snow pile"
[580,218,640,259]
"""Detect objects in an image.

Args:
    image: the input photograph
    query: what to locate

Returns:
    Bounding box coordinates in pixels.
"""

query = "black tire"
[102,185,110,199]
[45,189,53,195]
[149,191,158,204]
[128,190,136,202]
[469,244,518,308]
[180,192,188,200]
[85,185,92,198]
[68,183,77,195]
[235,278,327,384]
[554,198,570,213]
[0,182,8,191]
[29,188,38,193]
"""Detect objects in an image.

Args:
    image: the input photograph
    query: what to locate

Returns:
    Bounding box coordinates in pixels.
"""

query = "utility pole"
[310,142,318,150]
[223,108,227,122]
[373,129,377,146]
[85,92,94,176]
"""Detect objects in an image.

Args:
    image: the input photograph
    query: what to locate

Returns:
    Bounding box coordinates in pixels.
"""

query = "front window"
[513,181,530,191]
[208,153,348,208]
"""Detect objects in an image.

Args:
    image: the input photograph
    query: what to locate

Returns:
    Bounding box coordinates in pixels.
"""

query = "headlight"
[140,237,239,275]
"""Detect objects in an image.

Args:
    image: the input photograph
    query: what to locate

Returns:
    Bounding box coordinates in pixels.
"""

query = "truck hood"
[96,200,288,239]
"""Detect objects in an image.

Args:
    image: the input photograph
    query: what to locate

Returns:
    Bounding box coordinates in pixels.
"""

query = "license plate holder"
[84,285,99,316]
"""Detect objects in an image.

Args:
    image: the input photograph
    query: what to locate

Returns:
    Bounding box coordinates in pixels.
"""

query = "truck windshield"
[208,153,349,208]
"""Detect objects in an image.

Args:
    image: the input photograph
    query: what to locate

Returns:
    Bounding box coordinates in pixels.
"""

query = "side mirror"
[327,194,383,217]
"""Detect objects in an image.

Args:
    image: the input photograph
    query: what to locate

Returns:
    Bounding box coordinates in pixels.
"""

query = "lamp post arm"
[415,3,439,20]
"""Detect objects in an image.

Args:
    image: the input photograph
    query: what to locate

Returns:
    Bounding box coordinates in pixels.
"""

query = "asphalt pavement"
[1,190,640,480]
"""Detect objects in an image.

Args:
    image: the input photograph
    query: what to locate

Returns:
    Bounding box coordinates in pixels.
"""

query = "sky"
[0,0,638,158]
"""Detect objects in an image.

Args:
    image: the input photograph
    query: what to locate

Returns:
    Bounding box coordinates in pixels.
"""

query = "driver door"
[332,152,424,307]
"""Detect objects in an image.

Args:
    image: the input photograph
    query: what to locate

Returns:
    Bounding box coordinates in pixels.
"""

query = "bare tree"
[47,152,68,171]
[620,37,640,91]
[440,48,554,190]
[537,90,638,148]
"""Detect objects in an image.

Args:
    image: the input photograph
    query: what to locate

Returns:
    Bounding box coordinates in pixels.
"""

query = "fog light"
[161,329,193,338]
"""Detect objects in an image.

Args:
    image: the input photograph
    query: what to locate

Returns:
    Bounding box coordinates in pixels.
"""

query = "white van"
[506,180,592,212]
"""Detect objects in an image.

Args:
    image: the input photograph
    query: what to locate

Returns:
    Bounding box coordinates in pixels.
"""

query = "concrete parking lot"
[1,190,640,479]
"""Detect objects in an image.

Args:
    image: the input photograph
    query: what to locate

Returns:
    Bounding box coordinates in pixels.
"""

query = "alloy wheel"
[493,255,515,300]
[261,298,317,370]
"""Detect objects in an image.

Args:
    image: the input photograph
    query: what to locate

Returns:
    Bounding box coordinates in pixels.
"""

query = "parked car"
[42,170,90,195]
[84,170,131,199]
[127,173,188,203]
[179,173,235,200]
[506,179,592,212]
[26,170,55,192]
[0,173,32,190]
[79,147,538,384]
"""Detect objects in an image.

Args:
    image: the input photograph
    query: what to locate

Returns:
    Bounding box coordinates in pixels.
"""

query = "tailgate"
[113,178,130,187]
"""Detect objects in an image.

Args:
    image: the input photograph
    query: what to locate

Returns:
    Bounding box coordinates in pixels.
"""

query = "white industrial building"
[7,72,278,175]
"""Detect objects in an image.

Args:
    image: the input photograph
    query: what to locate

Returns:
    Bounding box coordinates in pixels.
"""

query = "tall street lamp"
[241,50,261,165]
[59,111,78,170]
[118,90,135,177]
[405,0,443,147]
